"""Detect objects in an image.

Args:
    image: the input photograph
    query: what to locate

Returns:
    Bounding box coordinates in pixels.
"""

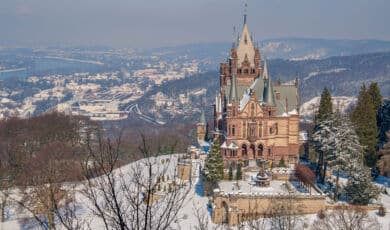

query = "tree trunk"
[316,152,324,180]
[1,203,4,223]
[48,210,55,230]
[334,169,340,201]
[321,162,328,184]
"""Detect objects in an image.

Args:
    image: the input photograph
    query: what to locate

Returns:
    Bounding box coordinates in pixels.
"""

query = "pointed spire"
[199,110,206,124]
[263,61,275,106]
[263,58,269,79]
[229,73,239,104]
[237,2,255,67]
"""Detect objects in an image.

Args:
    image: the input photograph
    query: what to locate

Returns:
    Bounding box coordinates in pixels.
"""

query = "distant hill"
[145,51,390,113]
[141,38,390,68]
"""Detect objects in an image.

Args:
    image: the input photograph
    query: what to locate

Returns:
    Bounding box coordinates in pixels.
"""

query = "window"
[257,144,263,156]
[242,144,247,156]
[251,104,255,117]
[269,111,272,116]
[232,125,235,136]
[244,69,249,74]
[268,148,272,156]
[243,123,246,138]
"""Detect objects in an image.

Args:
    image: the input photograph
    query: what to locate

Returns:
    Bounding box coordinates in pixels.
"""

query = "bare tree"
[311,205,382,230]
[16,141,85,230]
[268,194,306,230]
[81,132,191,230]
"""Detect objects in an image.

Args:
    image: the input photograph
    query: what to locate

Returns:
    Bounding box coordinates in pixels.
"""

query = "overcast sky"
[1,0,389,48]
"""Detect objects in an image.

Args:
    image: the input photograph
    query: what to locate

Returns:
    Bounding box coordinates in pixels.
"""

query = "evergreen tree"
[312,116,337,183]
[367,82,383,114]
[315,88,333,124]
[228,165,233,180]
[278,157,286,168]
[345,167,379,205]
[204,140,224,183]
[351,84,378,167]
[236,163,242,180]
[314,88,333,181]
[331,113,364,200]
[378,99,390,148]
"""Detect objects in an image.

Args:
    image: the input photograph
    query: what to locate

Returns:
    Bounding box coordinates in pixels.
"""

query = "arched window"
[232,125,235,136]
[268,148,272,156]
[242,144,247,156]
[251,104,255,117]
[257,144,263,156]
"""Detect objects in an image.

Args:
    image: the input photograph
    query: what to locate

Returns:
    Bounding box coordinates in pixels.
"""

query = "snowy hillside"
[300,96,357,122]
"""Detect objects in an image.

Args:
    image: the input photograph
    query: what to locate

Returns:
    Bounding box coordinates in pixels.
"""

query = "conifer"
[315,87,333,124]
[378,99,390,148]
[228,165,233,180]
[236,163,242,180]
[314,88,333,182]
[204,139,224,183]
[367,82,383,114]
[351,84,378,167]
[345,167,378,205]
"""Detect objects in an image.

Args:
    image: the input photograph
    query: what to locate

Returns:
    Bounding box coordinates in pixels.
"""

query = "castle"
[198,13,300,167]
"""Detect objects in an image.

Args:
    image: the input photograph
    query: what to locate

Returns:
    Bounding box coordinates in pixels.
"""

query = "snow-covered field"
[1,154,389,229]
[300,96,357,122]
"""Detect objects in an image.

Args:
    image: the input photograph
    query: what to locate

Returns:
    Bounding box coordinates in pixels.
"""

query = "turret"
[262,60,275,106]
[197,110,207,141]
[229,73,239,104]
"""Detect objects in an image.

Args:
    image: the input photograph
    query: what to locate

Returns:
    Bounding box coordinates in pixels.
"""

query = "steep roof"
[198,110,206,125]
[237,17,255,67]
[262,60,276,106]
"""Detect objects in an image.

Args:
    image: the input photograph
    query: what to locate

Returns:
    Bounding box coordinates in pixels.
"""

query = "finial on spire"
[232,26,236,47]
[244,0,248,25]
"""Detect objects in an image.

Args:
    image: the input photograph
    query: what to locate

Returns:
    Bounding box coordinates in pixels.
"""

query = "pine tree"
[331,113,364,200]
[345,167,379,205]
[204,139,224,183]
[367,82,383,114]
[315,87,333,124]
[236,163,242,180]
[228,165,233,180]
[312,115,337,183]
[314,88,333,181]
[378,99,390,148]
[278,157,286,168]
[351,84,378,167]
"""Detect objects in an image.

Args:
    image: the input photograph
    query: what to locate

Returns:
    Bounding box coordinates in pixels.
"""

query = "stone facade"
[177,160,192,181]
[213,16,300,166]
[212,192,325,226]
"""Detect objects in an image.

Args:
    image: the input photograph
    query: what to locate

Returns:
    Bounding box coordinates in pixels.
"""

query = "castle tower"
[212,7,300,167]
[197,110,207,141]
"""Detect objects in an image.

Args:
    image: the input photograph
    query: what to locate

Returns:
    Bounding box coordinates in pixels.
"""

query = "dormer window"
[244,35,248,45]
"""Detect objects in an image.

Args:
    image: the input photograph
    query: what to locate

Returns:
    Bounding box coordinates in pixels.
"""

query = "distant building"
[212,13,300,167]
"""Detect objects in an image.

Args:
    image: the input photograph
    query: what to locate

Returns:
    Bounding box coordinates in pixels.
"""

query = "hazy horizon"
[1,0,389,48]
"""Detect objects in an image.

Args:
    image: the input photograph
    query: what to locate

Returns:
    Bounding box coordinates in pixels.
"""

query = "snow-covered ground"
[1,154,389,229]
[300,96,357,122]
